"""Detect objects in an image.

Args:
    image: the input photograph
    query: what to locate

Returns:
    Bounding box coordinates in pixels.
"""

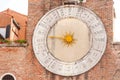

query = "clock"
[32,5,107,76]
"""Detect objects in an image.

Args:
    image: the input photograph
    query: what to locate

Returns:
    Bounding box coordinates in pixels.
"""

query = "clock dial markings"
[57,8,65,18]
[73,62,84,74]
[69,7,79,17]
[80,10,91,22]
[41,11,59,27]
[76,7,84,18]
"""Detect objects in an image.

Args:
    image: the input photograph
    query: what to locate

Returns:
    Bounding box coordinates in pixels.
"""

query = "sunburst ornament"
[62,32,76,46]
[49,32,76,46]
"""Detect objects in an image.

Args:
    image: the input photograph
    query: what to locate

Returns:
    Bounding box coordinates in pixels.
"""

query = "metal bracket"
[63,0,79,5]
[63,0,86,5]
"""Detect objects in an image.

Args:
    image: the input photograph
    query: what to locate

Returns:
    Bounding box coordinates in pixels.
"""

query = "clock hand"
[49,36,64,40]
[49,33,76,46]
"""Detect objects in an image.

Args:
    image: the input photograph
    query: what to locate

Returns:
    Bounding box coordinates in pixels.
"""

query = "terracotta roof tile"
[0,12,11,27]
[2,8,27,27]
[0,9,27,40]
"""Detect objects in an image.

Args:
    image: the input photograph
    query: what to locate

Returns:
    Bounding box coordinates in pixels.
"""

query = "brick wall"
[0,0,120,80]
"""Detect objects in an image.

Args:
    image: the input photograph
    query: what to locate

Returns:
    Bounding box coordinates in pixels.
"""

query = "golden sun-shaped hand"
[49,32,76,46]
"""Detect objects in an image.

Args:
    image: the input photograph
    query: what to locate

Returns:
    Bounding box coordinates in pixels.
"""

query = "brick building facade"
[0,0,120,80]
[0,9,27,41]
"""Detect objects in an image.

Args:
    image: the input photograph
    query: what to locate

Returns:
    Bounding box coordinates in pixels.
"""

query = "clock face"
[47,18,91,62]
[32,5,107,76]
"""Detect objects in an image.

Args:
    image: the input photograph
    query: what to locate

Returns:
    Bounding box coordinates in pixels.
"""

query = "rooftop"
[0,8,27,28]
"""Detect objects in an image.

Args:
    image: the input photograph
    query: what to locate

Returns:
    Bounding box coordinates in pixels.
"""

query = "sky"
[0,0,28,15]
[113,0,120,42]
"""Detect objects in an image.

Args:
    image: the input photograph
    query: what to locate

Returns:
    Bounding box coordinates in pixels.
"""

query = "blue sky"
[0,0,28,15]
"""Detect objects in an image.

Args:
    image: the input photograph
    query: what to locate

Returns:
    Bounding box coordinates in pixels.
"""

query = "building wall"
[10,18,19,41]
[0,0,120,80]
[0,9,27,40]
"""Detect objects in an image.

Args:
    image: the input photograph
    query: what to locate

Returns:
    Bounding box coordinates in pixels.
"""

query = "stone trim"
[0,43,28,47]
[0,73,16,80]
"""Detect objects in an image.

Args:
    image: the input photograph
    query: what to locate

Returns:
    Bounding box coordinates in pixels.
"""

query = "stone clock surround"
[32,5,107,76]
[27,0,118,80]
